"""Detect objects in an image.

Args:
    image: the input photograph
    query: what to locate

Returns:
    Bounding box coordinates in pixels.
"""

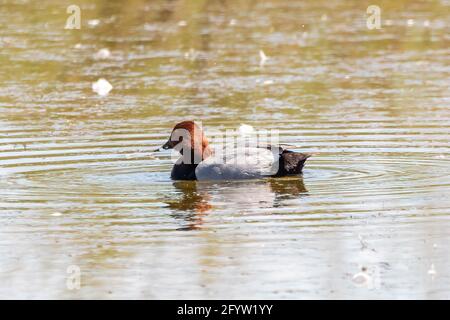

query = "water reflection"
[0,0,449,299]
[167,181,212,230]
[168,177,308,230]
[269,177,308,206]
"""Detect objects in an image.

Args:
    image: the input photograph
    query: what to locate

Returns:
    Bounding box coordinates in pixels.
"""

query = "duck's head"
[161,121,211,162]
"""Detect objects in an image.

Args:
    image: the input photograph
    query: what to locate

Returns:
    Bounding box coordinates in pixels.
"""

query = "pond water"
[0,0,449,299]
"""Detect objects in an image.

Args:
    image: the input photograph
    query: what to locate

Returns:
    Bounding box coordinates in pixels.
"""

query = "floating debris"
[407,19,415,27]
[178,20,187,27]
[351,264,382,289]
[88,19,100,27]
[51,212,62,217]
[92,78,113,96]
[423,20,430,27]
[428,264,436,278]
[352,270,373,287]
[93,48,111,60]
[259,50,268,67]
[263,79,274,85]
[229,19,237,26]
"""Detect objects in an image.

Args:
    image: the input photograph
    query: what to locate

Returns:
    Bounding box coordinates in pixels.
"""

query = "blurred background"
[0,0,449,299]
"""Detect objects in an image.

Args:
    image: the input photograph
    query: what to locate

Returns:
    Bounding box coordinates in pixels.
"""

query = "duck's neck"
[202,145,213,160]
[178,145,212,165]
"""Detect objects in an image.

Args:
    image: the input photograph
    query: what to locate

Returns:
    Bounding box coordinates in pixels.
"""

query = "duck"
[158,121,311,181]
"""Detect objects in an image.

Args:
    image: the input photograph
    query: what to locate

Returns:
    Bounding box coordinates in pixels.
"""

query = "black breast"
[171,163,198,180]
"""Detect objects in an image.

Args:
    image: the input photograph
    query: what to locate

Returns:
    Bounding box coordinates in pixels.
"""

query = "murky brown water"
[0,0,449,299]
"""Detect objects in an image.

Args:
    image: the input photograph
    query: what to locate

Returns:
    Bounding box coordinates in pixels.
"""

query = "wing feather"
[195,147,278,180]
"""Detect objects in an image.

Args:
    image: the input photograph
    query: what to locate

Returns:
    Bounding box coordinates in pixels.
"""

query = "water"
[0,0,449,299]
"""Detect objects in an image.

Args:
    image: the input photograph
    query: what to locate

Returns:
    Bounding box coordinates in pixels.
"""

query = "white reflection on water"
[0,0,449,299]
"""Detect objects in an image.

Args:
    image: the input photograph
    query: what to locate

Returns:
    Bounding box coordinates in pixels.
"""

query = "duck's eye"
[170,136,182,146]
[170,128,191,147]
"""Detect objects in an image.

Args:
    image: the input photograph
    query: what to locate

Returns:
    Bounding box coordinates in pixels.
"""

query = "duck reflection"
[268,177,308,207]
[167,181,212,230]
[167,177,308,230]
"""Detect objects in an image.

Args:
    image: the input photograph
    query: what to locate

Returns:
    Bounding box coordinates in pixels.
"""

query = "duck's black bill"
[162,140,174,150]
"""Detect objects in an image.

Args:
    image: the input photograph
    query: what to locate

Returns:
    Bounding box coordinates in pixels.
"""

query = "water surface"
[0,0,449,299]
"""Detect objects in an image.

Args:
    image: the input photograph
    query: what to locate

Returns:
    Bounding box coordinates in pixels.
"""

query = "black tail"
[274,151,311,176]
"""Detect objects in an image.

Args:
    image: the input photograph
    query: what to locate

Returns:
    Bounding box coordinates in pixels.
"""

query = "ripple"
[1,0,450,299]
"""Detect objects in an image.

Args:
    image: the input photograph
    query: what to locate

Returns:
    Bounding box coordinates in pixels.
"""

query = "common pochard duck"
[159,121,311,181]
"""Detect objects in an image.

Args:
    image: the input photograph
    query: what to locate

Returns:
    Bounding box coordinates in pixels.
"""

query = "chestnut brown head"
[161,121,211,162]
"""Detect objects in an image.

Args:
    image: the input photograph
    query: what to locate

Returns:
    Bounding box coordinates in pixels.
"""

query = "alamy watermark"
[66,265,81,290]
[65,5,81,29]
[366,5,382,30]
